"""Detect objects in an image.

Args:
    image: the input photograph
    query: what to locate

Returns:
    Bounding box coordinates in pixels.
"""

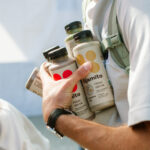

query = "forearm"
[56,115,150,150]
[40,63,150,149]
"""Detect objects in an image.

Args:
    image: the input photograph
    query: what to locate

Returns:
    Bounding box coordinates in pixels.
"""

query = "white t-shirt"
[0,99,50,150]
[84,0,150,126]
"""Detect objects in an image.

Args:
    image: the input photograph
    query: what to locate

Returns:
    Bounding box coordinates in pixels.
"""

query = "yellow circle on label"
[86,50,96,61]
[91,62,100,73]
[76,54,85,65]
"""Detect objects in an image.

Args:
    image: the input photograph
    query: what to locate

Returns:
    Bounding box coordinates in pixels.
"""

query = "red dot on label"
[63,70,72,78]
[73,84,77,92]
[53,74,62,81]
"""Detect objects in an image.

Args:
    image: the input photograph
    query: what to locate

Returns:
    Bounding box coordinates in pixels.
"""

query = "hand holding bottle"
[40,62,92,122]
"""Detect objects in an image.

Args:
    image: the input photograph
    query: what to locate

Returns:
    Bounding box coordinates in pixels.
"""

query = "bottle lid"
[43,46,60,60]
[48,47,68,60]
[65,21,82,34]
[73,30,93,43]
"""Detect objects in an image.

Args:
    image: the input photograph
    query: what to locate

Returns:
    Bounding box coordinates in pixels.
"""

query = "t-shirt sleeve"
[0,108,22,150]
[117,0,150,126]
[0,99,50,150]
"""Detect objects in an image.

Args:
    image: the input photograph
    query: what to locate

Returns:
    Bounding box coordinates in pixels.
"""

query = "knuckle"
[77,68,86,78]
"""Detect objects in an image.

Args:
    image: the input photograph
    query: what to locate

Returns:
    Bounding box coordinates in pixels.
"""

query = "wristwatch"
[46,108,73,138]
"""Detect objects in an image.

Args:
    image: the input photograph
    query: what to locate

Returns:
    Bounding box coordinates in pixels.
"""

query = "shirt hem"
[128,106,150,126]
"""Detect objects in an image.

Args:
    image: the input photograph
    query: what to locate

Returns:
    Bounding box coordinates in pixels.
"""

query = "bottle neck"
[51,55,69,63]
[67,28,82,35]
[75,37,93,44]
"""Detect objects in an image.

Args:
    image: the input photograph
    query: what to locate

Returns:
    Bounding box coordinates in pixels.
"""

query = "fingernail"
[83,61,92,71]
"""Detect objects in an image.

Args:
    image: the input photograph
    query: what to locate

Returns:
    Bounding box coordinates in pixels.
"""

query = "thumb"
[69,61,92,84]
[39,62,52,84]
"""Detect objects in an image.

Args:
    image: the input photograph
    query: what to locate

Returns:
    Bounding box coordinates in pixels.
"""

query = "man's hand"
[39,63,150,150]
[40,62,92,123]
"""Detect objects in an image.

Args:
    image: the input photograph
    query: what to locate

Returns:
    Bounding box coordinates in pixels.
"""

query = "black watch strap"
[47,108,72,137]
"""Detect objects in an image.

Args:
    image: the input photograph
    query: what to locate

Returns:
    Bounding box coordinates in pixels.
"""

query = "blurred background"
[0,0,82,149]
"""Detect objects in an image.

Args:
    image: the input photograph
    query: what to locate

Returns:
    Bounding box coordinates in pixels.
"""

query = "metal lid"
[43,46,60,60]
[48,47,68,60]
[65,21,82,34]
[73,30,93,42]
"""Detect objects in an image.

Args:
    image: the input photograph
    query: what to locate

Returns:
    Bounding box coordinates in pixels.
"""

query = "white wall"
[0,0,82,116]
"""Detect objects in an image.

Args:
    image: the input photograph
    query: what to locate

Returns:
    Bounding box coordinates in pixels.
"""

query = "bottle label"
[26,68,42,97]
[65,38,76,57]
[73,42,114,111]
[49,62,93,119]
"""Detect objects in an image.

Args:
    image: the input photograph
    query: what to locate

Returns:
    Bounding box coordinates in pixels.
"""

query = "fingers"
[40,62,52,84]
[69,61,92,84]
[40,61,92,90]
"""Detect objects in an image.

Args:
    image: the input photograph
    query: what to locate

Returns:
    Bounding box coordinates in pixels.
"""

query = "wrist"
[46,108,74,138]
[43,105,62,123]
